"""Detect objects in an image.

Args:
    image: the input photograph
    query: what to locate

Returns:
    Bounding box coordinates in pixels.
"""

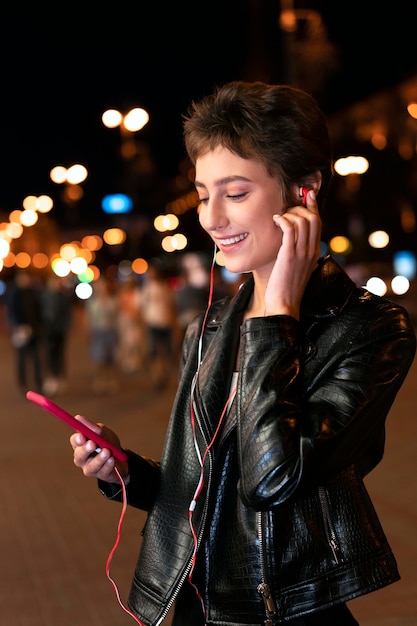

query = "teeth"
[219,233,248,246]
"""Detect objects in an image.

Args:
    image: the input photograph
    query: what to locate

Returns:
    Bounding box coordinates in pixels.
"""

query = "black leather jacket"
[101,256,416,625]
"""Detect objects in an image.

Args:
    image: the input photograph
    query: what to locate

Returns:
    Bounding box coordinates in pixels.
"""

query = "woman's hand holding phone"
[26,390,129,484]
[70,416,129,484]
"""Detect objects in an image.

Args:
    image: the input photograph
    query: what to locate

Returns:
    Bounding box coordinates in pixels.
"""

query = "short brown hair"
[183,81,333,211]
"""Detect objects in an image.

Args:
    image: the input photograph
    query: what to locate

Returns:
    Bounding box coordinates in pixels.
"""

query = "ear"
[295,171,322,201]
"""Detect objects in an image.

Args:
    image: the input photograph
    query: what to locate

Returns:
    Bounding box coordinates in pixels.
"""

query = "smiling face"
[195,146,285,279]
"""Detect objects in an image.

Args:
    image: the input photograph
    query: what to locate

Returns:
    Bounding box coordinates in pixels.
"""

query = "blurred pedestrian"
[40,275,73,396]
[5,271,44,394]
[84,276,120,394]
[140,261,178,390]
[116,278,146,374]
[176,252,211,340]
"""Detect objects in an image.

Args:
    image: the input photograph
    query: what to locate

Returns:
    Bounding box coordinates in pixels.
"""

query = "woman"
[70,81,416,625]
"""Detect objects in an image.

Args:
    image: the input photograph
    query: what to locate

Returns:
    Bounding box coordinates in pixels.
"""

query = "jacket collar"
[300,255,358,318]
[207,255,358,327]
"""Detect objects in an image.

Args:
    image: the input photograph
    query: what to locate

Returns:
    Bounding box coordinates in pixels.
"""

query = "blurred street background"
[0,2,417,298]
[0,2,417,625]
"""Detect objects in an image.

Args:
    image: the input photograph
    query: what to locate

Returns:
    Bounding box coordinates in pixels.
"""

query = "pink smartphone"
[26,390,128,462]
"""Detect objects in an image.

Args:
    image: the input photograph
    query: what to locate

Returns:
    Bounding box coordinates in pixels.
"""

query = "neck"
[243,276,267,321]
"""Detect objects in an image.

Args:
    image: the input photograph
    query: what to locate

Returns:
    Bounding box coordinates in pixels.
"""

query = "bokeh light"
[366,276,387,296]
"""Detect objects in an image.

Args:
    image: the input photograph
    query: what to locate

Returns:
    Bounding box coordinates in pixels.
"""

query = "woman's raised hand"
[264,190,322,320]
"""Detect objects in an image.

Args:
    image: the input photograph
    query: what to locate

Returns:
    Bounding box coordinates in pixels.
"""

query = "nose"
[199,197,228,233]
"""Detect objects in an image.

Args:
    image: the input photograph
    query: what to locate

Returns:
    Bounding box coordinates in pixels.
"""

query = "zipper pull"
[257,582,277,624]
[329,538,343,563]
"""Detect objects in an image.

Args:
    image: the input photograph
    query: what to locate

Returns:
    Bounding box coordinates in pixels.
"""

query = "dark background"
[1,2,417,259]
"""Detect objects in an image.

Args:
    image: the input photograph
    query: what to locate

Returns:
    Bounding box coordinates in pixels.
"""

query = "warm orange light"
[103,228,126,245]
[15,252,31,268]
[132,258,148,274]
[32,253,49,269]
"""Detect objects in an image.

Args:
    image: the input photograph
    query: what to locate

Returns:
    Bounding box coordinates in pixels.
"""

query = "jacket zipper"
[155,562,192,625]
[317,485,343,564]
[256,484,343,626]
[156,400,212,625]
[257,511,277,625]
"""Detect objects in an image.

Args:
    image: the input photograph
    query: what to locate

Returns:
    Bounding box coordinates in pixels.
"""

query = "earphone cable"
[104,466,146,625]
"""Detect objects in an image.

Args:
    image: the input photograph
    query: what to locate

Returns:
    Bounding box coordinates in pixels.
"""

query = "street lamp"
[50,163,88,203]
[50,163,89,225]
[101,107,149,160]
[102,107,149,132]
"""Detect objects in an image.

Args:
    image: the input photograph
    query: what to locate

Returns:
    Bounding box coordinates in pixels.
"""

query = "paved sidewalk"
[0,311,416,626]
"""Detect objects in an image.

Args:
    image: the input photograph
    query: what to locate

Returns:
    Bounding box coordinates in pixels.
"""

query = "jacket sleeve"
[236,302,416,510]
[99,450,161,511]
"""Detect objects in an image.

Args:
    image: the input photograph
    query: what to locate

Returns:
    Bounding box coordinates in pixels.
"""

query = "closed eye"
[226,192,247,200]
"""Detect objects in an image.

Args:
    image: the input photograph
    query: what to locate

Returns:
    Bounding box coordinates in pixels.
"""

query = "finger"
[291,212,321,255]
[69,431,85,450]
[274,211,321,260]
[83,450,116,480]
[73,442,113,471]
[305,189,319,214]
[74,413,103,434]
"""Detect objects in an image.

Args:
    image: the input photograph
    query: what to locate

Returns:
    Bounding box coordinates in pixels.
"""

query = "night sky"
[1,2,417,252]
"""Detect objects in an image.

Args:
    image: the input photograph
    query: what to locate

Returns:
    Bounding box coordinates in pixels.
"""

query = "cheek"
[198,207,207,231]
[263,223,283,253]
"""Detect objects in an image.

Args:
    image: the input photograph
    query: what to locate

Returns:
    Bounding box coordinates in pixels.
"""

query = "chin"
[223,261,252,275]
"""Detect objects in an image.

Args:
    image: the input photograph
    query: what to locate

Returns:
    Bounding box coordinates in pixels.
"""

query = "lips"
[218,232,248,246]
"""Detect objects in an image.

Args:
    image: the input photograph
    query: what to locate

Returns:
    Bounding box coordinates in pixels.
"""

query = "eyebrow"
[194,175,251,189]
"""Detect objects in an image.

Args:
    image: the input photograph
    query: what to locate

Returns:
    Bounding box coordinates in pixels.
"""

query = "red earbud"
[300,187,310,207]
